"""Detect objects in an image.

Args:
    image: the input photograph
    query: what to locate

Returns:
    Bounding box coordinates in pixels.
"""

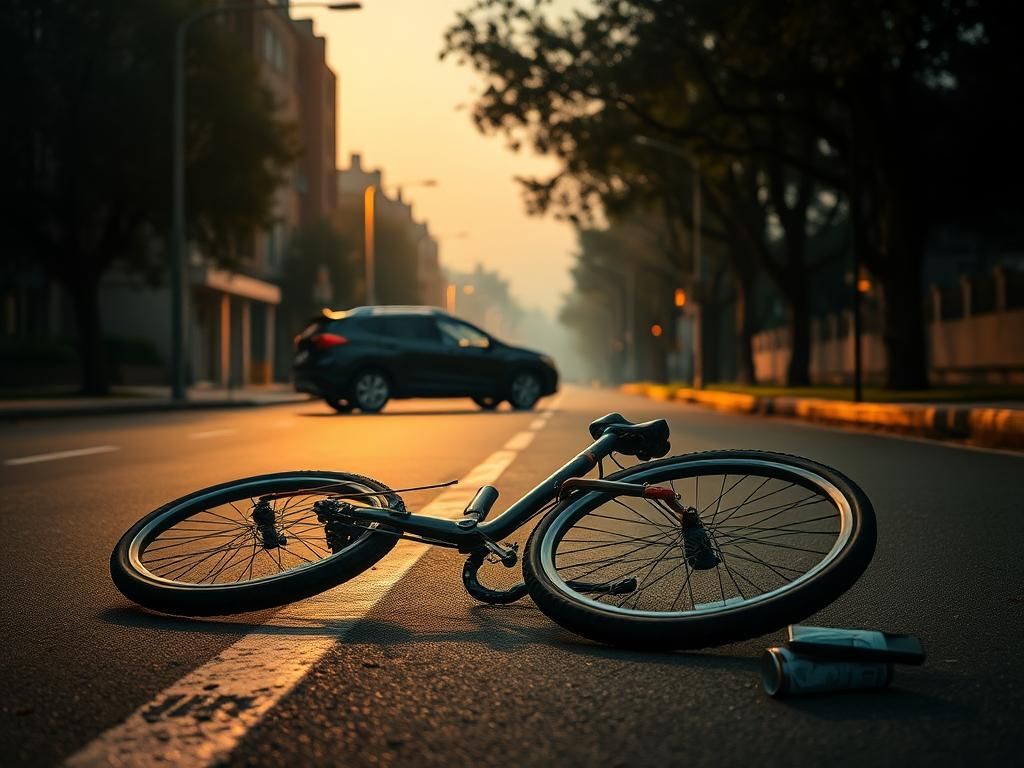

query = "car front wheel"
[508,372,542,410]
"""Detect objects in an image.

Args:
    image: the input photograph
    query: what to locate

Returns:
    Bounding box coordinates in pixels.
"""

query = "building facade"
[333,153,445,309]
[98,1,339,389]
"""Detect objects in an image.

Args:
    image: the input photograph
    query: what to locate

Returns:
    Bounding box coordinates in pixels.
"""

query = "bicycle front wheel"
[111,471,400,616]
[523,451,875,649]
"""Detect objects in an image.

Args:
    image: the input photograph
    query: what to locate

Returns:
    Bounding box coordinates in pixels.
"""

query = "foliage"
[0,0,299,393]
[280,219,358,329]
[374,217,425,306]
[446,263,524,335]
[443,0,1022,389]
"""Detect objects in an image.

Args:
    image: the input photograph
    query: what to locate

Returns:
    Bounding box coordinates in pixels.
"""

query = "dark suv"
[293,306,559,413]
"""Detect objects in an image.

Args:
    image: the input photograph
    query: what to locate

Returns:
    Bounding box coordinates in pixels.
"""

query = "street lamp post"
[361,178,437,306]
[633,135,704,388]
[170,2,361,401]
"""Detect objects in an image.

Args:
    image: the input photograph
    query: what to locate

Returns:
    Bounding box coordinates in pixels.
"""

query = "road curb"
[620,383,1024,449]
[0,395,312,421]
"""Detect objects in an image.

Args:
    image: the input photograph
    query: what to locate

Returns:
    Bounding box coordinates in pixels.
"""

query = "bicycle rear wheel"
[110,471,400,616]
[523,451,875,649]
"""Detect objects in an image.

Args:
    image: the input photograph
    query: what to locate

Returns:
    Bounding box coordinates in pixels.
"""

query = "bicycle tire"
[523,450,876,650]
[110,471,400,616]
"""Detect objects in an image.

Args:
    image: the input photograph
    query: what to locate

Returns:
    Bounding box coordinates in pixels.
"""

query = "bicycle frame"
[340,432,624,550]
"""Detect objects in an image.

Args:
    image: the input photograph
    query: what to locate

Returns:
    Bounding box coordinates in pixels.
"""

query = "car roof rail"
[333,305,445,317]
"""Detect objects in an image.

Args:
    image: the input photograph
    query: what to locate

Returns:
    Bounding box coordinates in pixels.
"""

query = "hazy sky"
[301,0,584,317]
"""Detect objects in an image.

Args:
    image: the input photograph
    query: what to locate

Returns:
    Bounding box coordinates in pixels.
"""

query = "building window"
[263,26,287,74]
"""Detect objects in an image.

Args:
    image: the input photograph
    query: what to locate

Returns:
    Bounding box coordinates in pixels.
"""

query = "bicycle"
[110,413,876,649]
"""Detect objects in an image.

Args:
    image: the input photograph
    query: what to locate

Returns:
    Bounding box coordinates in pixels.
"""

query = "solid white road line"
[65,429,545,768]
[3,445,120,467]
[189,429,236,440]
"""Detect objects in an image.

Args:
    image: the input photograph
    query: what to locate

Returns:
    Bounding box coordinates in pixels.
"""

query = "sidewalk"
[0,384,311,420]
[620,383,1024,450]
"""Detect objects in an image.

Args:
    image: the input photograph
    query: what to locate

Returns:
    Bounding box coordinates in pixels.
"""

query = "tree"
[279,219,358,333]
[0,0,297,393]
[445,0,1019,389]
[442,0,843,386]
[374,217,424,306]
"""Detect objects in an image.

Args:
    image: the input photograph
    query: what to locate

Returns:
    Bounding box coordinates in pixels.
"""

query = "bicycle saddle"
[588,413,671,460]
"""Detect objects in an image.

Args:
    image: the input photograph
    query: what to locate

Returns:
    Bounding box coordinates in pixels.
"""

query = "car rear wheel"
[508,372,542,410]
[472,396,501,411]
[326,398,353,414]
[350,370,390,413]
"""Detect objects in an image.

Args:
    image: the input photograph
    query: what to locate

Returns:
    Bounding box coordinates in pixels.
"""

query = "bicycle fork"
[559,478,721,571]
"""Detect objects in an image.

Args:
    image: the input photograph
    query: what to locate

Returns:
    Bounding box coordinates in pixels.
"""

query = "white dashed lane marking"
[503,431,536,452]
[66,422,553,768]
[3,445,120,466]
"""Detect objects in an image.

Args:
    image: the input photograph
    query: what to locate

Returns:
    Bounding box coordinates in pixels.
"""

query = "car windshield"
[437,318,490,349]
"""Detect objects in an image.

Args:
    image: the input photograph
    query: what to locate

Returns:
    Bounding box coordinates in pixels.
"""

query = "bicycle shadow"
[771,678,973,722]
[97,602,759,674]
[299,409,521,418]
[98,604,971,722]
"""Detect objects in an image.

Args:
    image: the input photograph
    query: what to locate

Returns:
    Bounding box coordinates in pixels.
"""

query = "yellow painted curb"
[619,382,1023,449]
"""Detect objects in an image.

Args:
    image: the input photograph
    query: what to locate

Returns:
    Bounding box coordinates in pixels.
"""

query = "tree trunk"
[786,286,812,387]
[880,242,928,389]
[876,162,929,390]
[67,274,109,395]
[734,264,757,385]
[852,75,930,391]
[701,299,720,384]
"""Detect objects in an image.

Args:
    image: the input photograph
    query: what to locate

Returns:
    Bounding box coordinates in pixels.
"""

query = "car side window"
[437,318,490,349]
[394,316,441,342]
[360,315,442,342]
[359,317,392,337]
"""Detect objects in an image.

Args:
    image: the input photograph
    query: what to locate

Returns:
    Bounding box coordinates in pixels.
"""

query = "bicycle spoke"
[558,529,678,556]
[714,532,831,556]
[714,512,839,535]
[710,481,793,526]
[557,532,679,573]
[719,548,806,576]
[287,532,329,560]
[669,561,696,611]
[608,498,676,530]
[133,483,386,587]
[617,536,682,609]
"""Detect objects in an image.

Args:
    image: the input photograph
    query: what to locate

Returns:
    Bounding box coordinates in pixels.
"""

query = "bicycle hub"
[251,499,288,549]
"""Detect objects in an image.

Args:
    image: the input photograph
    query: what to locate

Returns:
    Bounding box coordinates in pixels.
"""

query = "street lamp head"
[327,3,362,10]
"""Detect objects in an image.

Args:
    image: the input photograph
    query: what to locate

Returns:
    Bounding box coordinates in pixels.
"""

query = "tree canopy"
[443,0,1023,388]
[1,0,298,392]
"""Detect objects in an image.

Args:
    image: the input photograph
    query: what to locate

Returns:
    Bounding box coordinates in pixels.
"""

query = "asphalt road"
[2,386,1022,767]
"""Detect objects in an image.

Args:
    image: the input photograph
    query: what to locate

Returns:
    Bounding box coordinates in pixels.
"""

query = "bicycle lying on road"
[111,413,876,649]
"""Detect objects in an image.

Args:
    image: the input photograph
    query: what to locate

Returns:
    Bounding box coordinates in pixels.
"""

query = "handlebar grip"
[463,485,500,522]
